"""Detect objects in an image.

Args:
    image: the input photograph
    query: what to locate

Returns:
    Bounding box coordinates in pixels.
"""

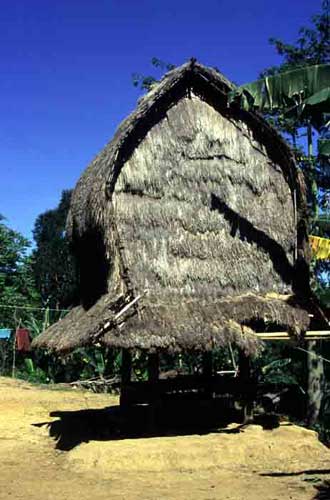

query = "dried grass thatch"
[33,293,311,355]
[33,59,313,356]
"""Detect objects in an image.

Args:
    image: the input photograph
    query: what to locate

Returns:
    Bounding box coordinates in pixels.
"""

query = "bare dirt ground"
[1,376,330,500]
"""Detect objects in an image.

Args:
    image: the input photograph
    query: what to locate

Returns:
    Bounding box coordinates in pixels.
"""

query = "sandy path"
[0,376,329,500]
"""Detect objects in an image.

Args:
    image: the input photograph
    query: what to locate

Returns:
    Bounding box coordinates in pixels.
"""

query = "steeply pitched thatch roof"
[65,59,304,241]
[33,59,314,356]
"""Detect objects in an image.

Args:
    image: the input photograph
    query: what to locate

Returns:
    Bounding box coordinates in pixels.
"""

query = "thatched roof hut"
[33,59,315,357]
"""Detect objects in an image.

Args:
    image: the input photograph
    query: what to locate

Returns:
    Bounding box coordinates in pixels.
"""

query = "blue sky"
[0,0,318,241]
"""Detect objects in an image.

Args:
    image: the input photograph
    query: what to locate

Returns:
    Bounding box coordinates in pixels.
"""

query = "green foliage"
[316,284,330,305]
[266,1,330,71]
[231,64,330,128]
[132,58,175,91]
[234,3,330,429]
[79,348,105,378]
[232,2,330,292]
[234,1,330,150]
[0,210,119,386]
[255,342,306,391]
[32,190,79,309]
[265,1,330,162]
[260,358,299,386]
[0,215,40,328]
[132,351,148,381]
[0,215,44,379]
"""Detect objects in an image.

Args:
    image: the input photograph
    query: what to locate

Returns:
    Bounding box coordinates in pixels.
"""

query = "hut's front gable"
[113,93,295,299]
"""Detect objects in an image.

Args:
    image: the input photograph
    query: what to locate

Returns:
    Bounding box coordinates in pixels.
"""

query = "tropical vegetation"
[0,1,329,439]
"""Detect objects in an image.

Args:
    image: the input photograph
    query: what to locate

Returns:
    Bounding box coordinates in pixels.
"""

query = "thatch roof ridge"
[66,60,226,237]
[66,59,301,240]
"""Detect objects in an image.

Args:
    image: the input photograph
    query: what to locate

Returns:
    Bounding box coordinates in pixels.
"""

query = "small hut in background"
[33,60,323,414]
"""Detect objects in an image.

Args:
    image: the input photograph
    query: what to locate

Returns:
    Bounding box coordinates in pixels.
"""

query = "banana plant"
[230,64,330,156]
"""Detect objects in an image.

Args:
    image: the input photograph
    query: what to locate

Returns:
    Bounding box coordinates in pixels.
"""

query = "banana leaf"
[296,88,330,130]
[305,87,330,108]
[230,64,330,157]
[230,64,330,113]
[95,351,105,376]
[24,358,35,375]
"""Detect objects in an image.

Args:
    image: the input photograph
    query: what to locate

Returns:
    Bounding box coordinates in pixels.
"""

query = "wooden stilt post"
[147,352,159,382]
[238,350,253,423]
[121,349,132,384]
[202,351,213,378]
[120,349,132,408]
[202,351,213,398]
[147,352,160,431]
[238,351,250,380]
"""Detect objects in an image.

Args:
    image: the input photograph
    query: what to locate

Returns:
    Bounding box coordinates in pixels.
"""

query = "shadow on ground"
[261,470,330,478]
[314,480,330,499]
[33,399,280,451]
[261,467,330,498]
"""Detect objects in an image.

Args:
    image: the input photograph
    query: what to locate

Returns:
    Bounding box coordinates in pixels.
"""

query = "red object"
[16,328,31,352]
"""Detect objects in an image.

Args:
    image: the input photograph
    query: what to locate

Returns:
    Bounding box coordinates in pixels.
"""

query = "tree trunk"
[305,122,323,427]
[306,340,324,427]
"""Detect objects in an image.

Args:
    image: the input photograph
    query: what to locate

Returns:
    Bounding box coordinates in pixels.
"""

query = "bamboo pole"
[255,331,330,340]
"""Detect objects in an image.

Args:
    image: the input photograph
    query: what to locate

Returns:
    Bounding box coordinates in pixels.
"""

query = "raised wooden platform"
[120,374,255,408]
